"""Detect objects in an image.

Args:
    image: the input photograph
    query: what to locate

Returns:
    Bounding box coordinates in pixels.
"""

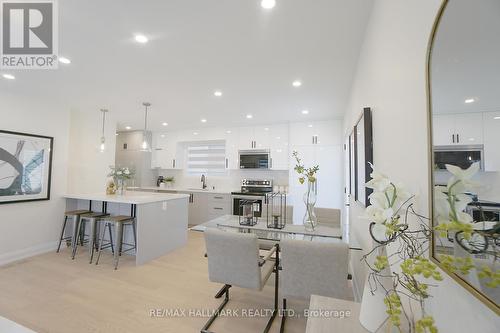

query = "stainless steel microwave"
[239,150,270,169]
[433,145,484,171]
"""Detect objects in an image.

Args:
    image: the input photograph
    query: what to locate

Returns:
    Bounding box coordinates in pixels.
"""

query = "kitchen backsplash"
[156,169,290,191]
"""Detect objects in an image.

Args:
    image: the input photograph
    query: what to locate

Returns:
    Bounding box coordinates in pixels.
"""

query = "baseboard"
[0,241,59,267]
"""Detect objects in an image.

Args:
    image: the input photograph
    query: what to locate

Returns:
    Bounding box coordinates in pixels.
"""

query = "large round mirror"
[429,0,500,313]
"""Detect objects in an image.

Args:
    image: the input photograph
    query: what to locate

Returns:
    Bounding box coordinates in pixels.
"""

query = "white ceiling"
[1,0,373,131]
[431,0,500,114]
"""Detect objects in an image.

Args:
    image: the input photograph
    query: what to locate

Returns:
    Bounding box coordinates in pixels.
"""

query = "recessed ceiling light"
[292,80,302,87]
[134,34,148,43]
[465,98,475,104]
[125,126,131,130]
[226,130,232,134]
[276,136,281,140]
[494,116,500,120]
[261,0,276,9]
[2,74,15,80]
[308,124,313,128]
[193,132,199,135]
[201,118,207,123]
[214,90,223,97]
[301,110,309,115]
[160,134,165,138]
[115,133,119,136]
[58,57,71,64]
[162,122,168,126]
[246,114,253,119]
[264,127,269,131]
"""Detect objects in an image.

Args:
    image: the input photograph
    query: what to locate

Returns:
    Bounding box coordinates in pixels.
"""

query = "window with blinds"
[186,140,226,175]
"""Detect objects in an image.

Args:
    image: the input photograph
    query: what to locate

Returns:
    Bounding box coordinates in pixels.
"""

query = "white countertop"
[63,192,190,204]
[130,186,235,195]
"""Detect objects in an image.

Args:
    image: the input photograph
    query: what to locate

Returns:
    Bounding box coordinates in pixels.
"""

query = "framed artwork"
[0,130,53,204]
[354,107,373,206]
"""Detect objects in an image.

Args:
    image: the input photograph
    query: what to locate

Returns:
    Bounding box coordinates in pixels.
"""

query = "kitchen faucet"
[201,174,207,189]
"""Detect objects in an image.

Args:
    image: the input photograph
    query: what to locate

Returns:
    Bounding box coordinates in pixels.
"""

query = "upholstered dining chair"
[315,207,341,228]
[279,238,351,332]
[203,228,279,333]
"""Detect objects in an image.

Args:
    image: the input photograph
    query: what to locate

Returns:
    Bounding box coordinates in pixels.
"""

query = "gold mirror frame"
[427,0,500,315]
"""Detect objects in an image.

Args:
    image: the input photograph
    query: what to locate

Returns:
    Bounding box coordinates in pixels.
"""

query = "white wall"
[67,109,117,193]
[344,0,499,331]
[0,91,70,265]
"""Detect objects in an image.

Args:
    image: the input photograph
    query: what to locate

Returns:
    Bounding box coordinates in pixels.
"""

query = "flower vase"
[117,179,126,195]
[303,181,318,231]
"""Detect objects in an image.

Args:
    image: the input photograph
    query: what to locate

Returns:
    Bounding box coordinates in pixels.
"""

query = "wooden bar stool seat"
[57,210,92,254]
[73,212,110,262]
[95,215,137,270]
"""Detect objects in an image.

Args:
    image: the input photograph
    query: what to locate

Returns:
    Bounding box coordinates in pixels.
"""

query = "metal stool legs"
[56,216,68,253]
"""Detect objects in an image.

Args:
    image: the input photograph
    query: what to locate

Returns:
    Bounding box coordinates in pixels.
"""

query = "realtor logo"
[1,0,58,69]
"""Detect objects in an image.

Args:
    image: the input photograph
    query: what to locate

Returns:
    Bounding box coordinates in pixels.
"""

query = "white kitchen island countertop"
[62,192,190,205]
[129,186,236,194]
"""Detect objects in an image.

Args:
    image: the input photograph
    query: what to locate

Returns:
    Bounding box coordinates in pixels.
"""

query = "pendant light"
[99,109,108,152]
[141,102,151,151]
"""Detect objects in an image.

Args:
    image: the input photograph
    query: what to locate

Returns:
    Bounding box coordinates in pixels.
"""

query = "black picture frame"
[0,130,54,205]
[354,107,373,206]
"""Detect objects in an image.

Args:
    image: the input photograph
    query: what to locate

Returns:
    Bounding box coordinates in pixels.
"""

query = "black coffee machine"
[156,176,164,187]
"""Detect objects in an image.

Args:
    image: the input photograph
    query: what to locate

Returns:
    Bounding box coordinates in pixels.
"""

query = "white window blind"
[186,140,226,175]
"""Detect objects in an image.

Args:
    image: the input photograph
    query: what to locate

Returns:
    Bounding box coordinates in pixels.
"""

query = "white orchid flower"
[124,168,130,175]
[117,171,122,175]
[366,163,391,192]
[434,186,451,219]
[371,223,389,241]
[369,191,390,209]
[445,163,480,193]
[365,205,394,224]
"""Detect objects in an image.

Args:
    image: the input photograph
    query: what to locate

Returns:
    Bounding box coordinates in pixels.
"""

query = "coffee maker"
[156,176,164,187]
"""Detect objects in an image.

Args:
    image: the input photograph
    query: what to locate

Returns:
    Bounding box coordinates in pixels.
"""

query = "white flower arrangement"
[108,166,135,181]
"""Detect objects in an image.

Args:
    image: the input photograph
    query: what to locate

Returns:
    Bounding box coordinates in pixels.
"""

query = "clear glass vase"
[303,181,318,231]
[116,178,126,195]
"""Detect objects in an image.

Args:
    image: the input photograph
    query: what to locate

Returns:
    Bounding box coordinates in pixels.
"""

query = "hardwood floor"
[0,231,307,333]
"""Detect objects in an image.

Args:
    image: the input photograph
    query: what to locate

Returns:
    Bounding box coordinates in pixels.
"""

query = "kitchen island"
[63,192,190,265]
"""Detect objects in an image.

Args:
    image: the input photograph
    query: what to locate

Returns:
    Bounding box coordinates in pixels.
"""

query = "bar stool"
[71,212,110,262]
[95,215,137,270]
[57,210,91,254]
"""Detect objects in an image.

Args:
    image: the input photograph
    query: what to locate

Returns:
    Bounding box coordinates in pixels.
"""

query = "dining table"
[190,214,362,250]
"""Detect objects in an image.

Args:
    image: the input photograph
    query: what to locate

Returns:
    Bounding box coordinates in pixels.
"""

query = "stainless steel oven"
[239,150,270,169]
[231,179,273,217]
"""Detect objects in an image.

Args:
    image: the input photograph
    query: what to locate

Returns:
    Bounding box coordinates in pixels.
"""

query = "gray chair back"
[315,207,341,228]
[280,239,351,301]
[204,229,262,290]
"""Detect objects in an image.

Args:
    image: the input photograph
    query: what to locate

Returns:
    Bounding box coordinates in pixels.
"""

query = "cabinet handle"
[213,207,223,210]
[452,134,455,143]
[214,196,223,199]
[457,134,460,143]
[225,158,228,169]
[312,136,314,144]
[173,159,176,168]
[270,158,273,169]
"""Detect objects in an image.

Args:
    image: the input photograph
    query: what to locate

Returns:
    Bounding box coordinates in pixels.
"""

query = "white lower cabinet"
[179,191,231,225]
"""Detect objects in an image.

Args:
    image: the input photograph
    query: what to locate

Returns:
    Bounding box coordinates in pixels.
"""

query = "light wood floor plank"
[0,232,307,333]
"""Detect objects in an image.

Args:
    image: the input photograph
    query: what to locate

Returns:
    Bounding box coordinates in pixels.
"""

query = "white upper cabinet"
[289,120,342,146]
[454,113,483,145]
[483,112,500,172]
[253,126,271,149]
[269,124,289,170]
[432,115,456,146]
[432,113,483,145]
[237,126,257,149]
[151,132,182,169]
